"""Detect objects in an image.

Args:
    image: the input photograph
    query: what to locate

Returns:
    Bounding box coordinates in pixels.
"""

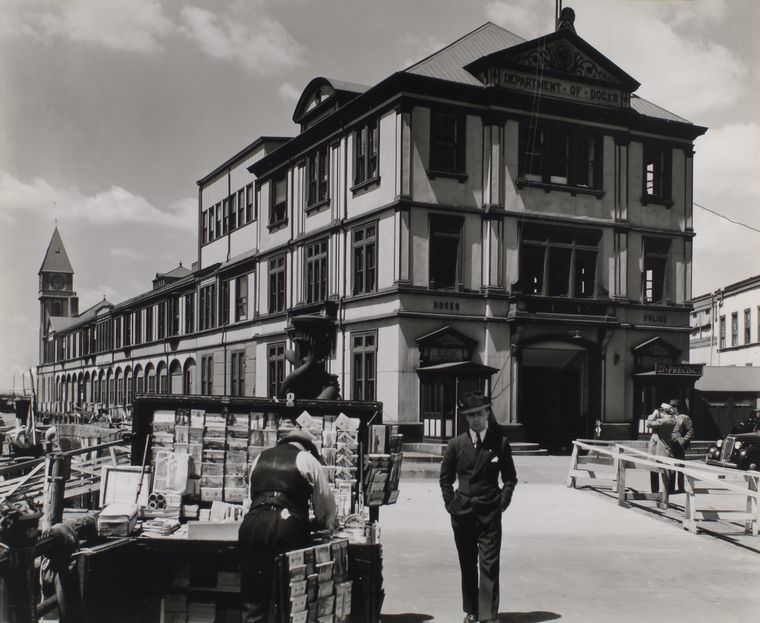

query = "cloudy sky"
[1,0,758,391]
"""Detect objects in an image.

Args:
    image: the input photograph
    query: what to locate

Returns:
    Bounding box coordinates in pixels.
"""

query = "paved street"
[379,456,760,623]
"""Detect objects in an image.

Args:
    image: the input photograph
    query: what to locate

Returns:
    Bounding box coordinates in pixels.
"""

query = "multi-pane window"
[269,255,286,313]
[114,317,122,349]
[208,206,215,241]
[354,118,379,186]
[352,224,376,295]
[307,145,329,206]
[228,193,237,231]
[719,315,726,349]
[220,279,230,326]
[215,202,222,236]
[134,309,142,345]
[270,173,288,226]
[230,350,246,397]
[145,307,153,342]
[642,237,671,303]
[305,239,328,303]
[235,275,248,321]
[200,355,213,395]
[745,308,752,345]
[237,188,244,227]
[520,124,601,188]
[429,215,463,290]
[168,296,180,337]
[124,313,131,346]
[199,284,216,330]
[519,224,599,298]
[430,111,465,174]
[267,343,286,398]
[202,210,208,243]
[352,332,376,401]
[185,292,195,334]
[245,183,254,222]
[157,302,166,339]
[643,144,672,202]
[731,312,739,347]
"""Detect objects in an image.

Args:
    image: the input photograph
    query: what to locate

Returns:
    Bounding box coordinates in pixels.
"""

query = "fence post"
[612,445,621,494]
[617,456,629,508]
[566,442,579,488]
[745,474,759,536]
[683,474,698,534]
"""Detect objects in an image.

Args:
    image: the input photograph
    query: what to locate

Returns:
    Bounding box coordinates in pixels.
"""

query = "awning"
[416,361,499,377]
[695,366,760,393]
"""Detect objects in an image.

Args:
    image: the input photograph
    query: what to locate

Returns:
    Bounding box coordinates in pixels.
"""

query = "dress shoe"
[463,614,478,623]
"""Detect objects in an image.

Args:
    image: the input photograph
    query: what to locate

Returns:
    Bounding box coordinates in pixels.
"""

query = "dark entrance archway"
[518,338,597,454]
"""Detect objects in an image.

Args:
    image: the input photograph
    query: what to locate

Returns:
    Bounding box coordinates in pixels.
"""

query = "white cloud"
[278,82,301,102]
[483,0,745,120]
[0,171,195,230]
[179,5,305,75]
[1,0,174,54]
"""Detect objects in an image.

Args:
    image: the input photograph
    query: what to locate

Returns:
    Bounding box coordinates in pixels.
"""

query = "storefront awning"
[416,361,499,377]
[694,366,760,393]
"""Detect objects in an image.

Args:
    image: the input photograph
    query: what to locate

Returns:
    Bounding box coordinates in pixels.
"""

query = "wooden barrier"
[568,440,760,536]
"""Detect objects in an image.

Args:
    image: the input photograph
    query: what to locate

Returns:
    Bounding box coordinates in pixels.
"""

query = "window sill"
[350,176,381,194]
[427,169,468,183]
[517,178,604,198]
[305,198,330,214]
[267,219,288,233]
[641,196,674,208]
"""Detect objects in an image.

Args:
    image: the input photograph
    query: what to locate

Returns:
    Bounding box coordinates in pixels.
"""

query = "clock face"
[50,274,65,290]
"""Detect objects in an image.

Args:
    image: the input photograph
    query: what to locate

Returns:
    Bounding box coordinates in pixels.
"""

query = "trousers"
[451,515,502,621]
[239,506,310,623]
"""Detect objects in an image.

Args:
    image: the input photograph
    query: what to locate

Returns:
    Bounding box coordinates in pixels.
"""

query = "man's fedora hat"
[458,391,491,415]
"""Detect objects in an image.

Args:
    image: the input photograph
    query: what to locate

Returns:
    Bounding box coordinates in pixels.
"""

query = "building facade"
[37,14,706,451]
[690,278,760,437]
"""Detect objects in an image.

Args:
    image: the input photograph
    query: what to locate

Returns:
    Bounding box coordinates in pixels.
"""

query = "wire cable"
[693,201,760,235]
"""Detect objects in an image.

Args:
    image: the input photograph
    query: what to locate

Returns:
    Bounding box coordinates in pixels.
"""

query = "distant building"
[37,12,706,450]
[690,279,760,437]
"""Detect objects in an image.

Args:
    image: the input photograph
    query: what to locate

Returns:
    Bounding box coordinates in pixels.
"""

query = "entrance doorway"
[519,341,589,454]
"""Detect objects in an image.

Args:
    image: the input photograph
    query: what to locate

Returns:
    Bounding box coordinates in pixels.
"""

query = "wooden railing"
[567,439,760,536]
[0,439,130,506]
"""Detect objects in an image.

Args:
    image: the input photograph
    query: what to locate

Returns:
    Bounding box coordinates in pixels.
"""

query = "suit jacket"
[671,413,694,449]
[439,426,517,525]
[646,410,677,457]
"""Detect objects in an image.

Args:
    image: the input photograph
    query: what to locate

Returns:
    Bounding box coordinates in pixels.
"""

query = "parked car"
[705,412,760,471]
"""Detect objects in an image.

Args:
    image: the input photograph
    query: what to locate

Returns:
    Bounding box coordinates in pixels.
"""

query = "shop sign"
[480,68,629,108]
[654,362,703,377]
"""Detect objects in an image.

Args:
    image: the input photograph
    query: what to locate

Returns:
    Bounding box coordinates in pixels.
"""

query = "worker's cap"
[458,391,491,416]
[278,431,323,463]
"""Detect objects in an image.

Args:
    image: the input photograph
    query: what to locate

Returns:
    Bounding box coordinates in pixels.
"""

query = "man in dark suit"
[440,391,518,623]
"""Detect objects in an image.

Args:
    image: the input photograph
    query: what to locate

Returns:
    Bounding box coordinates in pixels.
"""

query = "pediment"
[416,325,477,348]
[465,31,639,109]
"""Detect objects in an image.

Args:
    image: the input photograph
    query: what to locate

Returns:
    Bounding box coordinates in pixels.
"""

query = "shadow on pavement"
[380,615,434,622]
[498,612,562,622]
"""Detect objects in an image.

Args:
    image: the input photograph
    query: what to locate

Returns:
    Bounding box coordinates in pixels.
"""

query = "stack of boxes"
[285,539,352,623]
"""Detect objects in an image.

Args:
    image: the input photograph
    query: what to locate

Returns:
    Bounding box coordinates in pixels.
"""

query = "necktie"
[475,431,482,450]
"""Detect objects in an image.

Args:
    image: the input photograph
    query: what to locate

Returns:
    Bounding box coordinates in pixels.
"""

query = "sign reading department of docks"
[654,362,704,377]
[478,68,630,108]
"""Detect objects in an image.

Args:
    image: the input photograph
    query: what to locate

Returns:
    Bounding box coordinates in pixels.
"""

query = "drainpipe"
[340,127,349,395]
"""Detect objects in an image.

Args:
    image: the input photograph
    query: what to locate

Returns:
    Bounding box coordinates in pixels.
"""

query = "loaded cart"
[1,393,402,623]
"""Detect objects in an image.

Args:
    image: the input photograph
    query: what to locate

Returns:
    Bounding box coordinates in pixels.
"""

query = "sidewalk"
[379,456,760,623]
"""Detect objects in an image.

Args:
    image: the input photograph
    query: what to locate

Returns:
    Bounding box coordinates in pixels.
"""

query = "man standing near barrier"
[669,399,694,493]
[647,403,677,494]
[440,391,517,623]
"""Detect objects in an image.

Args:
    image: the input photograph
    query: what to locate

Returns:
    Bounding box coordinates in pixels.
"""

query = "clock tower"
[38,227,79,362]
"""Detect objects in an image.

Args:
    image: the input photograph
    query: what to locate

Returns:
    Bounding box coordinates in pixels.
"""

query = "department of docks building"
[36,12,706,451]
